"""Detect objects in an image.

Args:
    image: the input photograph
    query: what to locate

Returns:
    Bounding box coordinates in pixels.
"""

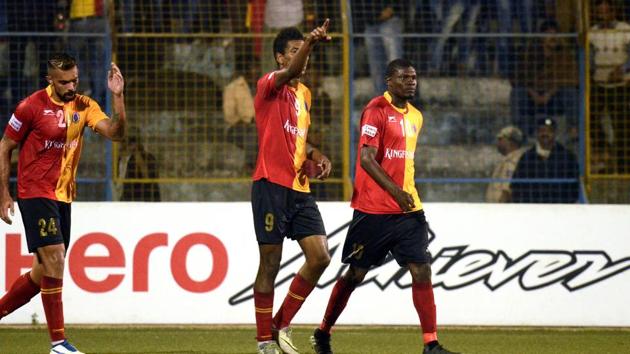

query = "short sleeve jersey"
[4,85,108,202]
[252,71,312,192]
[351,92,423,214]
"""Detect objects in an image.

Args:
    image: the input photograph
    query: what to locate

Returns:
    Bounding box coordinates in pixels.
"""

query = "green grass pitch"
[1,325,629,354]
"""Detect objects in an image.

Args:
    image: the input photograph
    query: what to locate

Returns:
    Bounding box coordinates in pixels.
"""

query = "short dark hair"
[272,27,304,60]
[47,53,77,72]
[385,58,415,79]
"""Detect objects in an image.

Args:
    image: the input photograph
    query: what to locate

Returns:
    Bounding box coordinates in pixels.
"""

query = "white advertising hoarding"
[1,202,629,326]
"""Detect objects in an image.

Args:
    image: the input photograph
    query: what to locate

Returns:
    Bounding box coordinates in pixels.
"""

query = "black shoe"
[310,328,333,354]
[423,343,460,354]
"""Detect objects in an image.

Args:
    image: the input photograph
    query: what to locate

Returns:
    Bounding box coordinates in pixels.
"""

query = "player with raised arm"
[0,53,126,354]
[310,59,460,354]
[251,20,333,354]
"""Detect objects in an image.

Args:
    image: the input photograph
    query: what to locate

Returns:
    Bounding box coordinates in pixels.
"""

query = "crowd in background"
[1,0,629,203]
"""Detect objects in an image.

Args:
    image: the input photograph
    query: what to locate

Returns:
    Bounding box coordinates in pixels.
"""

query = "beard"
[60,91,76,102]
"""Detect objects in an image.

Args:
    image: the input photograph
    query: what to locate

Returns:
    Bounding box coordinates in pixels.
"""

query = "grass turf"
[1,325,629,354]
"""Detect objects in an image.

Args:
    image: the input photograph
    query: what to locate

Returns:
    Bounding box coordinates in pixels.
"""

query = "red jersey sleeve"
[358,106,385,149]
[4,99,34,143]
[256,72,279,99]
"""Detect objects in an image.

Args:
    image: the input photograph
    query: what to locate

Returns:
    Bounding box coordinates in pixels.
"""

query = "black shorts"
[341,210,431,268]
[17,198,71,253]
[251,179,326,244]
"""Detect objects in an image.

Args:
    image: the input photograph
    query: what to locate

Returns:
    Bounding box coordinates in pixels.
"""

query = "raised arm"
[95,62,127,141]
[273,19,331,89]
[359,145,414,212]
[0,136,18,224]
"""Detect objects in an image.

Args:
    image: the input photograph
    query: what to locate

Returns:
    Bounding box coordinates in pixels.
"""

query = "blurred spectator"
[486,126,526,203]
[428,0,482,75]
[589,0,630,173]
[510,20,578,140]
[223,55,257,172]
[119,1,225,33]
[69,0,109,106]
[351,1,403,94]
[0,0,8,130]
[119,132,161,201]
[5,1,58,106]
[495,0,536,77]
[511,118,579,203]
[119,0,166,32]
[261,0,307,73]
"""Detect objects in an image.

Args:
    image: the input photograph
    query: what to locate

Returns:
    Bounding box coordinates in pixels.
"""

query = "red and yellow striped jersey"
[252,72,312,192]
[4,86,108,202]
[351,92,423,214]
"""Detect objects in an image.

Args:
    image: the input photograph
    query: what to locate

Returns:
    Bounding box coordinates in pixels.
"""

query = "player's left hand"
[108,62,125,96]
[0,193,14,225]
[316,155,332,180]
[307,18,332,44]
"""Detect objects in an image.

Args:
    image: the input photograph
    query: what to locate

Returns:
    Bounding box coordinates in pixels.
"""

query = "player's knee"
[37,244,66,278]
[260,256,281,276]
[344,266,367,285]
[39,250,65,277]
[308,252,331,272]
[409,263,431,283]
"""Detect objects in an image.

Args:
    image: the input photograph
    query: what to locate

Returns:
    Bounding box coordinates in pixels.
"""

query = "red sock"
[0,272,40,319]
[273,274,315,329]
[319,277,356,334]
[41,276,65,342]
[412,281,438,344]
[254,290,274,342]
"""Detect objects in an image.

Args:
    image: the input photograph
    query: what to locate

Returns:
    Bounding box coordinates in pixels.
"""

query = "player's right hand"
[307,18,331,43]
[393,189,415,212]
[0,194,14,224]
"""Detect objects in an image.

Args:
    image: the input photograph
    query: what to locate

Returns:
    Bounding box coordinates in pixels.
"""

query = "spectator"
[510,20,578,139]
[0,0,8,129]
[495,0,536,77]
[223,56,257,172]
[486,126,526,203]
[351,1,403,94]
[68,0,109,106]
[260,0,308,73]
[428,0,482,75]
[5,1,59,107]
[119,132,161,202]
[119,1,166,33]
[511,118,579,203]
[589,0,630,173]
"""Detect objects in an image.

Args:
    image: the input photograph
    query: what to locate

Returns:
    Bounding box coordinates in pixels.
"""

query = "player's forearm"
[360,156,400,197]
[286,39,315,80]
[306,143,322,161]
[109,93,127,141]
[0,145,13,197]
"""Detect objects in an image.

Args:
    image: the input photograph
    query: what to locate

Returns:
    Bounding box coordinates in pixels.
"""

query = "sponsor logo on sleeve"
[361,124,377,137]
[8,114,22,132]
